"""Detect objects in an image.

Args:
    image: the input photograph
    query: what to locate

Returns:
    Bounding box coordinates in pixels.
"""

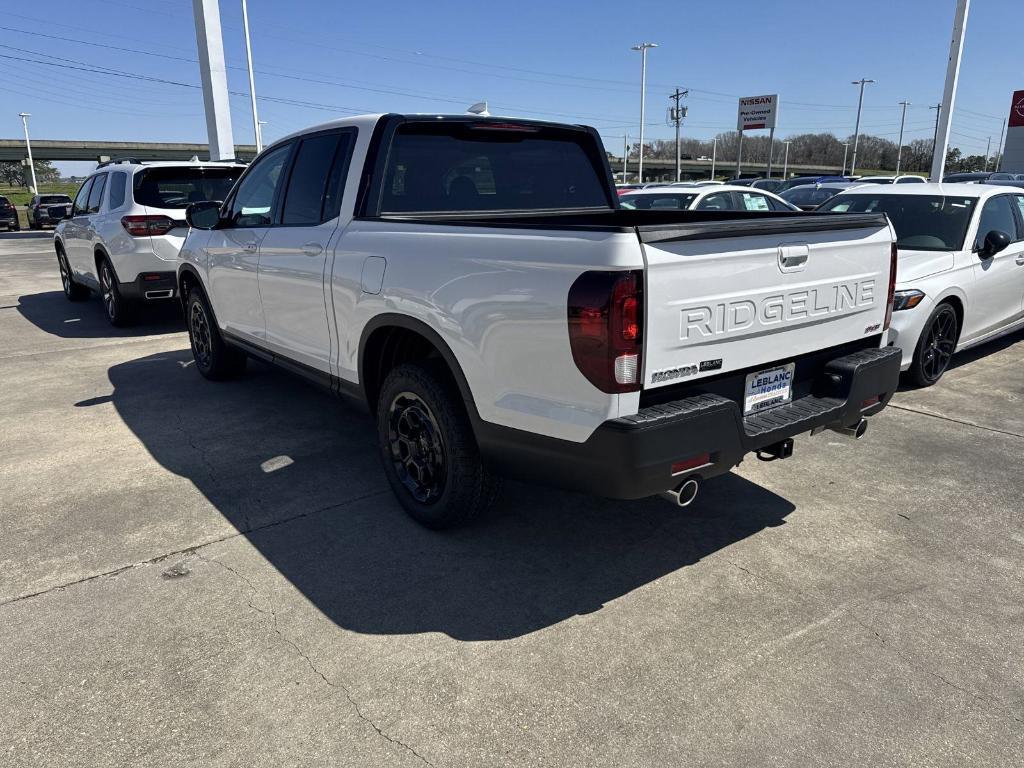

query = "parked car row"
[48,114,1024,529]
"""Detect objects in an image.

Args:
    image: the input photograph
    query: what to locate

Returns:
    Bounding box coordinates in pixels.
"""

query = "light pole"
[241,0,262,153]
[782,140,791,178]
[849,78,875,176]
[631,42,657,182]
[929,103,942,163]
[669,87,688,182]
[984,136,992,171]
[895,101,911,176]
[622,134,628,182]
[711,136,717,179]
[18,112,38,194]
[841,142,850,175]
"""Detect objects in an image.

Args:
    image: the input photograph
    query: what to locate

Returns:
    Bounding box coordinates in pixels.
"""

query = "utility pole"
[631,43,657,182]
[241,0,262,153]
[930,104,942,163]
[766,128,776,178]
[841,142,850,175]
[995,119,1006,171]
[931,0,970,182]
[711,136,717,179]
[18,112,37,193]
[192,0,235,160]
[984,136,992,171]
[895,101,911,176]
[782,140,791,178]
[736,132,744,178]
[669,87,688,182]
[622,134,628,182]
[850,78,875,176]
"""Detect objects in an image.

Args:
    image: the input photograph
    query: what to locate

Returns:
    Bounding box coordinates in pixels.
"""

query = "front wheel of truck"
[376,362,499,529]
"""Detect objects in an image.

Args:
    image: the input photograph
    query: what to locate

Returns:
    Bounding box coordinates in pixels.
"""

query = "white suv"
[54,159,245,325]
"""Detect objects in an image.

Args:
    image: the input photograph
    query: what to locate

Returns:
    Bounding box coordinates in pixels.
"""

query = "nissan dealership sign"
[737,94,778,131]
[1001,89,1024,173]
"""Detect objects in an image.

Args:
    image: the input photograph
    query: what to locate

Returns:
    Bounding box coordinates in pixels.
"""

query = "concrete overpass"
[0,139,258,163]
[609,156,846,182]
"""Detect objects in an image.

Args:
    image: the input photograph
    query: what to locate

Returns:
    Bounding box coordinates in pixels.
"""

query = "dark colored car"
[0,196,19,231]
[940,171,1016,183]
[26,194,73,229]
[774,175,847,193]
[779,183,855,211]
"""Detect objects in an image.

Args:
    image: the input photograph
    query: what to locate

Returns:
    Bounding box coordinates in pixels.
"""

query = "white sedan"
[819,183,1024,386]
[618,184,800,212]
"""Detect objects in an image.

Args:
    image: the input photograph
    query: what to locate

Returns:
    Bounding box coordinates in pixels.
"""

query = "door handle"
[781,253,808,267]
[301,242,324,257]
[1016,255,1024,265]
[243,242,258,253]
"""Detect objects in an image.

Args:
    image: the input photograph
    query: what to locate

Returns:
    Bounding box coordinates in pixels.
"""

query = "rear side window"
[379,121,610,214]
[86,174,107,213]
[133,166,242,210]
[695,191,735,210]
[739,192,770,211]
[281,131,354,225]
[40,195,71,204]
[108,172,129,209]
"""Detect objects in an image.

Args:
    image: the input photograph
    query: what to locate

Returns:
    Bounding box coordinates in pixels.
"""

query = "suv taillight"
[121,215,176,237]
[883,241,898,331]
[567,270,643,393]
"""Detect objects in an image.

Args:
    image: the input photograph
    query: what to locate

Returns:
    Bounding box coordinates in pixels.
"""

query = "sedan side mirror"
[979,229,1011,259]
[186,200,223,230]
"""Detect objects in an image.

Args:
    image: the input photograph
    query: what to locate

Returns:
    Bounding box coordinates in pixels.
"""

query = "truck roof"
[836,182,1008,199]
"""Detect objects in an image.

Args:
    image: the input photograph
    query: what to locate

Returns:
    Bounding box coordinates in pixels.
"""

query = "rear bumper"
[475,345,902,499]
[0,210,18,227]
[118,271,177,300]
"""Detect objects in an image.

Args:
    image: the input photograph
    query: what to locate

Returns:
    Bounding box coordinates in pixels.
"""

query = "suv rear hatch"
[639,213,895,415]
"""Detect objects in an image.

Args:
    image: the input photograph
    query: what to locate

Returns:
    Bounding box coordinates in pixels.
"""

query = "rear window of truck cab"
[379,121,612,214]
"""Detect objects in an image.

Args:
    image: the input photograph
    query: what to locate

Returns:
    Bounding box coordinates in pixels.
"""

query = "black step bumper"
[475,345,902,500]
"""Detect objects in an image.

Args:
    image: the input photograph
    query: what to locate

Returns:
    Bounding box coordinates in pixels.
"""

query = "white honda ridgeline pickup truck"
[177,113,902,528]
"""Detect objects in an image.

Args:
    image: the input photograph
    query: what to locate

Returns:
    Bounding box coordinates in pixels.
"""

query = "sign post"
[737,94,778,179]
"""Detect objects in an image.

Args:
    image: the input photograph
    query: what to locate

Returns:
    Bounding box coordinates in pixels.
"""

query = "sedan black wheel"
[909,302,959,387]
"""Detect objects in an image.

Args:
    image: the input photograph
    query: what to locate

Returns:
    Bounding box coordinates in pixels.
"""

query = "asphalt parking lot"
[0,232,1022,767]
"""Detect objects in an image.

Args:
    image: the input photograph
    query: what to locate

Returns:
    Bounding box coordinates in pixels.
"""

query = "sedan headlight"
[892,289,925,311]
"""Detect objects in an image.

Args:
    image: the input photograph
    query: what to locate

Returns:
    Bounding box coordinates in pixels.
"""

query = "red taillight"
[121,215,177,237]
[567,270,644,393]
[671,453,711,474]
[883,241,898,331]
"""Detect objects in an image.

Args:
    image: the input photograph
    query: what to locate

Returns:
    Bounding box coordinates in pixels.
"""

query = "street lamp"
[631,42,657,182]
[841,142,850,175]
[241,0,262,152]
[849,78,875,176]
[895,101,911,176]
[782,140,791,178]
[18,112,38,194]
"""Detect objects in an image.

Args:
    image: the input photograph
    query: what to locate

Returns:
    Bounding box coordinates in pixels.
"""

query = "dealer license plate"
[743,363,795,415]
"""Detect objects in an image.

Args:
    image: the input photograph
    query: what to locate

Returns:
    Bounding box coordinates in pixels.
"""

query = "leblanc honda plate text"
[744,362,796,415]
[680,279,876,341]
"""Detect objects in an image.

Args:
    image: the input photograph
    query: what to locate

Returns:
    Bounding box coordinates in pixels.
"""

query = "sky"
[1,0,1020,175]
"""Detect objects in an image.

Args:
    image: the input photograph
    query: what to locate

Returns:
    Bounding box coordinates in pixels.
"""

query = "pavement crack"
[0,491,388,609]
[199,554,437,768]
[888,403,1024,439]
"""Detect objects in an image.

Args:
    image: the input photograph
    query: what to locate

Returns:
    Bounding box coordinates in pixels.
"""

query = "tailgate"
[639,214,894,389]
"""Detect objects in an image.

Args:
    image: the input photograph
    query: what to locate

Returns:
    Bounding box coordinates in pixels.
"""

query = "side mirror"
[185,200,223,230]
[979,229,1011,258]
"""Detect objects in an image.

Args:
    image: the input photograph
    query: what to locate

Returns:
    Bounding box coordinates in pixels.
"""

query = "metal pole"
[622,134,628,182]
[850,78,874,177]
[930,104,942,164]
[241,0,262,153]
[841,142,849,175]
[18,112,38,193]
[995,119,1006,171]
[931,0,970,182]
[711,137,717,179]
[632,43,657,182]
[766,127,775,179]
[782,140,790,178]
[984,136,991,171]
[736,131,744,178]
[895,101,911,176]
[192,0,235,160]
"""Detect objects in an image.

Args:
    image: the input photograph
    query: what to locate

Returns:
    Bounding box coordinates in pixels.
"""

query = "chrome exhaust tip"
[830,417,868,440]
[660,477,700,508]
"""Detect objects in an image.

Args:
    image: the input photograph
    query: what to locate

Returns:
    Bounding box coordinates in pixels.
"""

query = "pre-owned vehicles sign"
[737,94,778,131]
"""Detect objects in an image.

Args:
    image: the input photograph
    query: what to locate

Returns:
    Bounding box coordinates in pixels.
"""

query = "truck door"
[257,129,355,372]
[207,141,293,342]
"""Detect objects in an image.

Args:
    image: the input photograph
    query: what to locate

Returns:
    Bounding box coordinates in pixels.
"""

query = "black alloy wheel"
[910,303,958,387]
[387,390,448,504]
